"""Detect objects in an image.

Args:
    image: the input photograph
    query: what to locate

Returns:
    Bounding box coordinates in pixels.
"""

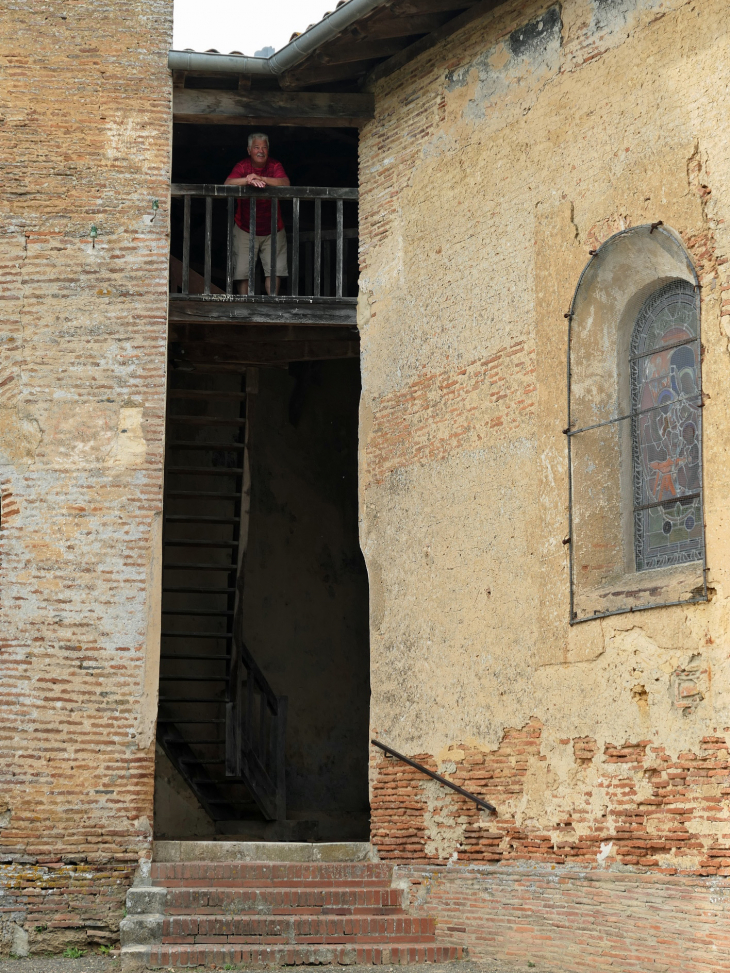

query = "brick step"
[165,885,404,915]
[162,914,435,945]
[152,861,394,889]
[141,943,467,967]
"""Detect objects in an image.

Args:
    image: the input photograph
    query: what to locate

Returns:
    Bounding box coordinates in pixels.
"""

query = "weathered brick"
[0,0,171,954]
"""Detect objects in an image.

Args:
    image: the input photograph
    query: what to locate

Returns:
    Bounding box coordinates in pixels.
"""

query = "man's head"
[247,133,270,168]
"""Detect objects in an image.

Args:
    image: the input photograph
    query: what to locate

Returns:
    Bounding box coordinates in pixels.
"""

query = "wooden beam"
[314,37,413,66]
[173,88,374,127]
[345,12,453,39]
[168,296,358,328]
[172,338,359,366]
[389,0,472,13]
[278,59,379,91]
[170,323,359,343]
[365,0,504,88]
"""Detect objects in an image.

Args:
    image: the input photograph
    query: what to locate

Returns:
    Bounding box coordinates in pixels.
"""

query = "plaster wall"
[358,0,730,874]
[0,0,172,952]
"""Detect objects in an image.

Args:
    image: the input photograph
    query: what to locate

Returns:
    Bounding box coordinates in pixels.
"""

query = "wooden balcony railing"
[169,184,358,326]
[226,638,287,822]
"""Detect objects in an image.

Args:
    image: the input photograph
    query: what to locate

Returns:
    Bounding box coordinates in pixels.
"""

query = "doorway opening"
[154,121,369,842]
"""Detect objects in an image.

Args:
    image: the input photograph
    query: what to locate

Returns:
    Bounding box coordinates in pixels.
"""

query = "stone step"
[154,840,373,863]
[152,861,393,888]
[162,914,435,945]
[164,885,404,915]
[133,943,466,968]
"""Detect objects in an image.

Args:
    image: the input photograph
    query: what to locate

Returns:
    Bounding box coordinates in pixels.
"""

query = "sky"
[172,0,335,55]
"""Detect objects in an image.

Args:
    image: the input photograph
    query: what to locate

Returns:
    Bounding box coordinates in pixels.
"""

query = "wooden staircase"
[120,846,467,969]
[158,365,285,831]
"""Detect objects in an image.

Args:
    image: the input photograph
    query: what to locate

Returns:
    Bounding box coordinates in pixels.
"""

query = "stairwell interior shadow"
[154,359,370,842]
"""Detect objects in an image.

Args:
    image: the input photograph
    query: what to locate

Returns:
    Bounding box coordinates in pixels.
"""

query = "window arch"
[631,280,703,571]
[566,224,707,623]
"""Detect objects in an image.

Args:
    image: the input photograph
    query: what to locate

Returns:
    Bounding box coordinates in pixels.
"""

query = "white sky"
[172,0,335,55]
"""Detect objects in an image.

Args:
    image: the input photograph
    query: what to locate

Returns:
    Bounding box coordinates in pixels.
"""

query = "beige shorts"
[232,225,288,279]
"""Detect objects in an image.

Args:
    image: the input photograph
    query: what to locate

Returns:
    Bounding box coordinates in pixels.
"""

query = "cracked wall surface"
[0,0,172,952]
[359,0,730,875]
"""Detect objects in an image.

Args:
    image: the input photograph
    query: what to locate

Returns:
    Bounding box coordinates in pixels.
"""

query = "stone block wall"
[0,0,172,954]
[359,0,730,889]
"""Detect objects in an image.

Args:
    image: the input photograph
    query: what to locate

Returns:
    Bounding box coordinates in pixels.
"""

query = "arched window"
[567,225,707,623]
[631,280,703,572]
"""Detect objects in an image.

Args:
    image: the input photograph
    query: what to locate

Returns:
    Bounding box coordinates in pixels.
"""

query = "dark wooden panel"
[173,88,374,126]
[169,297,358,327]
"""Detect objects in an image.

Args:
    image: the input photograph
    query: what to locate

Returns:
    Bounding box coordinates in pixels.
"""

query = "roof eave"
[168,0,390,77]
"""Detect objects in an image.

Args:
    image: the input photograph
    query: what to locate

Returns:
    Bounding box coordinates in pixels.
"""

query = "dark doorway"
[241,359,369,840]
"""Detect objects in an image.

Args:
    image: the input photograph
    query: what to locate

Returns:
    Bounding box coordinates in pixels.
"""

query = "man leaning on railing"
[224,133,290,296]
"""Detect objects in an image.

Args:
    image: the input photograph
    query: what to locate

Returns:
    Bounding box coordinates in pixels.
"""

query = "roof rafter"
[313,36,415,66]
[275,0,488,90]
[364,0,504,88]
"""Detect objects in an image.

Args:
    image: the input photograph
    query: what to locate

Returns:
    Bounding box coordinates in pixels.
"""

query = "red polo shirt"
[227,157,287,235]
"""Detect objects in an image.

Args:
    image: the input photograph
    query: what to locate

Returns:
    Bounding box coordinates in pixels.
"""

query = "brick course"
[366,345,536,485]
[372,723,730,874]
[402,863,730,973]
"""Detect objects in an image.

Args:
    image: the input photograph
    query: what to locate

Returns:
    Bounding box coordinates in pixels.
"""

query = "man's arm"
[224,174,290,188]
[225,173,267,188]
[256,175,290,187]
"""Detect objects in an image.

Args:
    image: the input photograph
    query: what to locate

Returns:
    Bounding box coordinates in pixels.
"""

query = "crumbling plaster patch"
[0,233,42,470]
[0,920,29,959]
[0,409,42,469]
[423,777,468,861]
[445,4,563,130]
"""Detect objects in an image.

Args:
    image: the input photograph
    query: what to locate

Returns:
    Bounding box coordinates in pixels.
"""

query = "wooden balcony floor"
[168,295,358,327]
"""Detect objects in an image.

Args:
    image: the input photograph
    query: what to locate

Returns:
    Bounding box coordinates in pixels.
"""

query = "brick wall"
[366,344,536,485]
[372,723,730,873]
[401,862,730,973]
[0,0,172,954]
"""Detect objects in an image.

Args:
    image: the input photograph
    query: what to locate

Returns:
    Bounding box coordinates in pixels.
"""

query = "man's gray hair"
[248,132,269,150]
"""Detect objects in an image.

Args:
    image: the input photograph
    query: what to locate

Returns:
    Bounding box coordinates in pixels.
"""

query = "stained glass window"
[631,279,704,571]
[568,225,707,622]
